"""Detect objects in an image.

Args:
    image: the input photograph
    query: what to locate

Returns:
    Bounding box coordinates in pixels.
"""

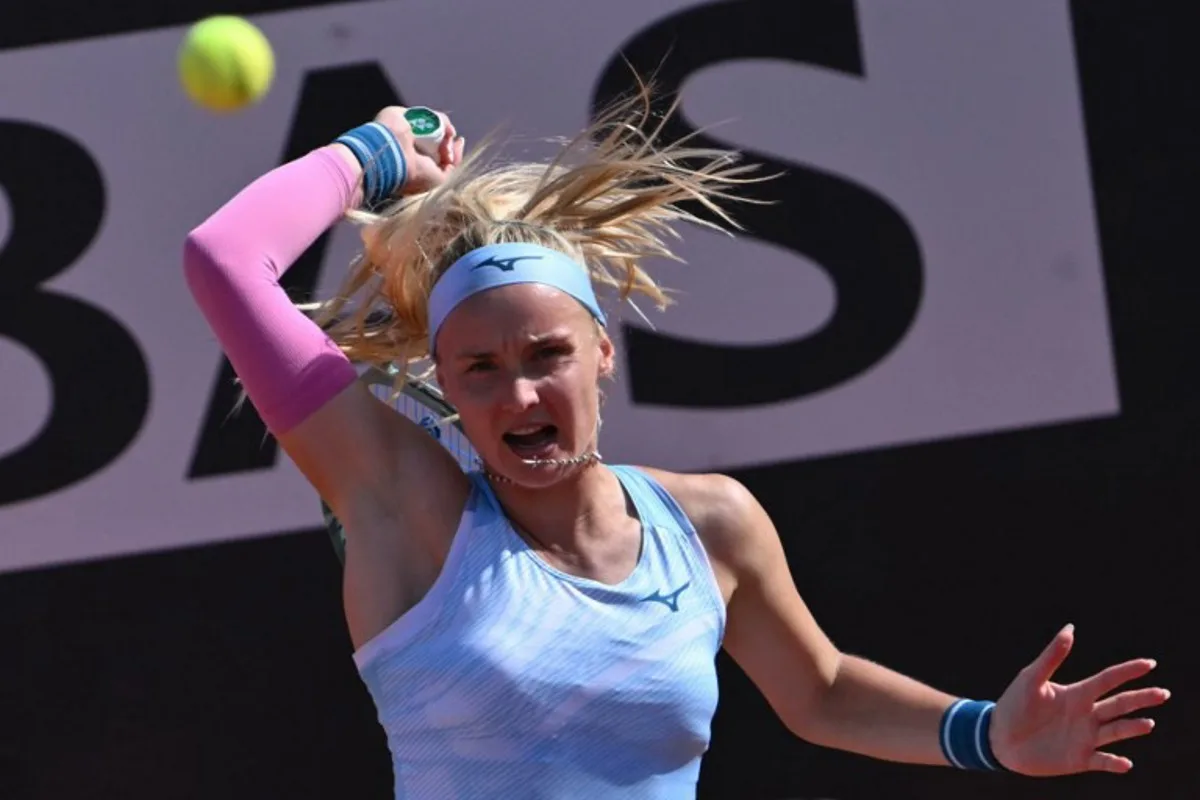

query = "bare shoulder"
[636,467,781,599]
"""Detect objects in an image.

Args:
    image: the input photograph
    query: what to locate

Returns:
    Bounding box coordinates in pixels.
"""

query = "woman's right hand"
[374,105,466,195]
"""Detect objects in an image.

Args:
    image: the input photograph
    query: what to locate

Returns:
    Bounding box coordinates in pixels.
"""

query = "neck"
[487,462,630,552]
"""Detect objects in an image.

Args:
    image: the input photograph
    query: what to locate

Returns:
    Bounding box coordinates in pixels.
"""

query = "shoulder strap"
[608,465,698,536]
[465,471,504,519]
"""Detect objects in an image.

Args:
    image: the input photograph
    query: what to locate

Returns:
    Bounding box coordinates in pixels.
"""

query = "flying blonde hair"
[307,89,764,377]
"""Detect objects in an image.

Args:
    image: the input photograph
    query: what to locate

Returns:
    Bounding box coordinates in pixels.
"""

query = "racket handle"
[405,106,445,158]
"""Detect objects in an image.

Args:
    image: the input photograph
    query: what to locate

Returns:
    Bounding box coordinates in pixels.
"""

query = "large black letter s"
[593,0,923,407]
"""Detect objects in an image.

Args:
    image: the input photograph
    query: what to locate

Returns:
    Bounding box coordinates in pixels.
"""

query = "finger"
[438,114,457,166]
[1029,624,1075,685]
[1096,717,1156,748]
[1076,659,1157,700]
[436,112,458,164]
[453,136,466,166]
[375,105,409,136]
[1094,687,1171,723]
[1088,751,1133,774]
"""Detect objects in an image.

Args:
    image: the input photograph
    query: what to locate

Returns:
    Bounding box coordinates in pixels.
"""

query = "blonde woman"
[183,98,1169,799]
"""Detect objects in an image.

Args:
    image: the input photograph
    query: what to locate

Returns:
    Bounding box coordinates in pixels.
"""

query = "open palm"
[990,625,1170,776]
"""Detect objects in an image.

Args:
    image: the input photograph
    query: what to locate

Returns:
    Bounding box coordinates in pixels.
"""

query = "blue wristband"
[939,699,1003,771]
[334,122,407,209]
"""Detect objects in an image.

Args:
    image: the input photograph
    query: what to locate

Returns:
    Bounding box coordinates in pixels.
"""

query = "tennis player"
[183,97,1170,798]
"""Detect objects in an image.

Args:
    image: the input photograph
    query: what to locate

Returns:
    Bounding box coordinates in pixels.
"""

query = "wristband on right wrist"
[334,122,407,209]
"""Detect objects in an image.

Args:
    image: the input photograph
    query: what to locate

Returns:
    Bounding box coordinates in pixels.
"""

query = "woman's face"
[435,283,613,487]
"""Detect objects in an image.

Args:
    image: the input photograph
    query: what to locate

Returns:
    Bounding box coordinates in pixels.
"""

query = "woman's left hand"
[989,624,1170,776]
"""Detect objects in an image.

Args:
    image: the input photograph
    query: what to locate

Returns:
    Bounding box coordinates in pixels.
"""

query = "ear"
[434,360,449,398]
[597,328,616,379]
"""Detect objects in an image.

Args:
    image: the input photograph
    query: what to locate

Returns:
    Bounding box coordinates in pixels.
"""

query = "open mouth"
[502,425,558,459]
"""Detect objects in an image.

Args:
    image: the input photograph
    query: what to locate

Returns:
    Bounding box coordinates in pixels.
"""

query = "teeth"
[509,425,548,435]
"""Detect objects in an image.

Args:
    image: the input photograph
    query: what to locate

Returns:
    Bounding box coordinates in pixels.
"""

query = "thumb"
[1028,624,1075,685]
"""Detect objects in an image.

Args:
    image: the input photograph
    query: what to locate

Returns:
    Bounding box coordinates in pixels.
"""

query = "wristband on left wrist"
[939,699,1004,771]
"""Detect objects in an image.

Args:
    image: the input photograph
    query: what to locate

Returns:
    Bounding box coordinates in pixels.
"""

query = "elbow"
[182,228,219,289]
[782,651,846,744]
[182,225,253,306]
[182,232,229,313]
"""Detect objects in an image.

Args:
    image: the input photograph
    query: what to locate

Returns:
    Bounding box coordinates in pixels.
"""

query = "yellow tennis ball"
[178,16,275,113]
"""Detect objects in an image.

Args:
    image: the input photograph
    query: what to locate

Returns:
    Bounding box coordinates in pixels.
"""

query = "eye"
[465,360,495,374]
[536,344,572,360]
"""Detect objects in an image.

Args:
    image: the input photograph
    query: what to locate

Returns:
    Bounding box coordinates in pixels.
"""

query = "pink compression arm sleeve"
[183,147,362,435]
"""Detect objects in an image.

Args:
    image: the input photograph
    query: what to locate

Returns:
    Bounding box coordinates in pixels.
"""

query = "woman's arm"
[792,655,959,765]
[183,146,362,435]
[685,474,955,764]
[183,126,473,646]
[677,473,1168,776]
[182,119,469,511]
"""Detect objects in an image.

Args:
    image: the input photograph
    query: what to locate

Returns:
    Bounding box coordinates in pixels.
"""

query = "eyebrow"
[453,331,573,361]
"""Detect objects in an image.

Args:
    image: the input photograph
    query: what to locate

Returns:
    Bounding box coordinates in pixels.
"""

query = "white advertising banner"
[0,0,1116,573]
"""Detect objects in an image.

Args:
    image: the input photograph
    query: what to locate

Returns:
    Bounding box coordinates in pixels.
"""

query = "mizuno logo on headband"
[471,254,542,272]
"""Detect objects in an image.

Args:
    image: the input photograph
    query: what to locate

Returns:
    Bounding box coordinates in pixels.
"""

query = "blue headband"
[427,242,607,349]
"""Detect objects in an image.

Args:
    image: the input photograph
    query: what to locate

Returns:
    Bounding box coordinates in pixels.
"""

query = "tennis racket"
[320,366,479,564]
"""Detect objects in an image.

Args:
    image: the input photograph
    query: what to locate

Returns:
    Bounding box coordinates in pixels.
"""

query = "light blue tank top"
[353,465,727,799]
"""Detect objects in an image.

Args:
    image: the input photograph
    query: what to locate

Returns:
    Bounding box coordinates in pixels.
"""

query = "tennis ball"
[178,16,275,113]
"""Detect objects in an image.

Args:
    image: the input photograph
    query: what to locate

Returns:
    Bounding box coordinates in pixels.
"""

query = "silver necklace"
[482,450,602,484]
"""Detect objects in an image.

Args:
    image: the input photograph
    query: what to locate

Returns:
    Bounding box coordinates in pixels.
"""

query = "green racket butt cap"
[405,106,444,156]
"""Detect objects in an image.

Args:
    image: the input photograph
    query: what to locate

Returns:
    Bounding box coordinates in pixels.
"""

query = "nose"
[499,375,539,412]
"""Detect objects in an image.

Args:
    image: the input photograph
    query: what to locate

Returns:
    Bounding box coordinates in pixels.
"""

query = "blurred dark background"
[1,1,1196,798]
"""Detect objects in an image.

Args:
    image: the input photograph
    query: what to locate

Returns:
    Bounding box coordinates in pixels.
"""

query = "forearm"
[182,146,362,434]
[185,145,360,282]
[802,654,960,766]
